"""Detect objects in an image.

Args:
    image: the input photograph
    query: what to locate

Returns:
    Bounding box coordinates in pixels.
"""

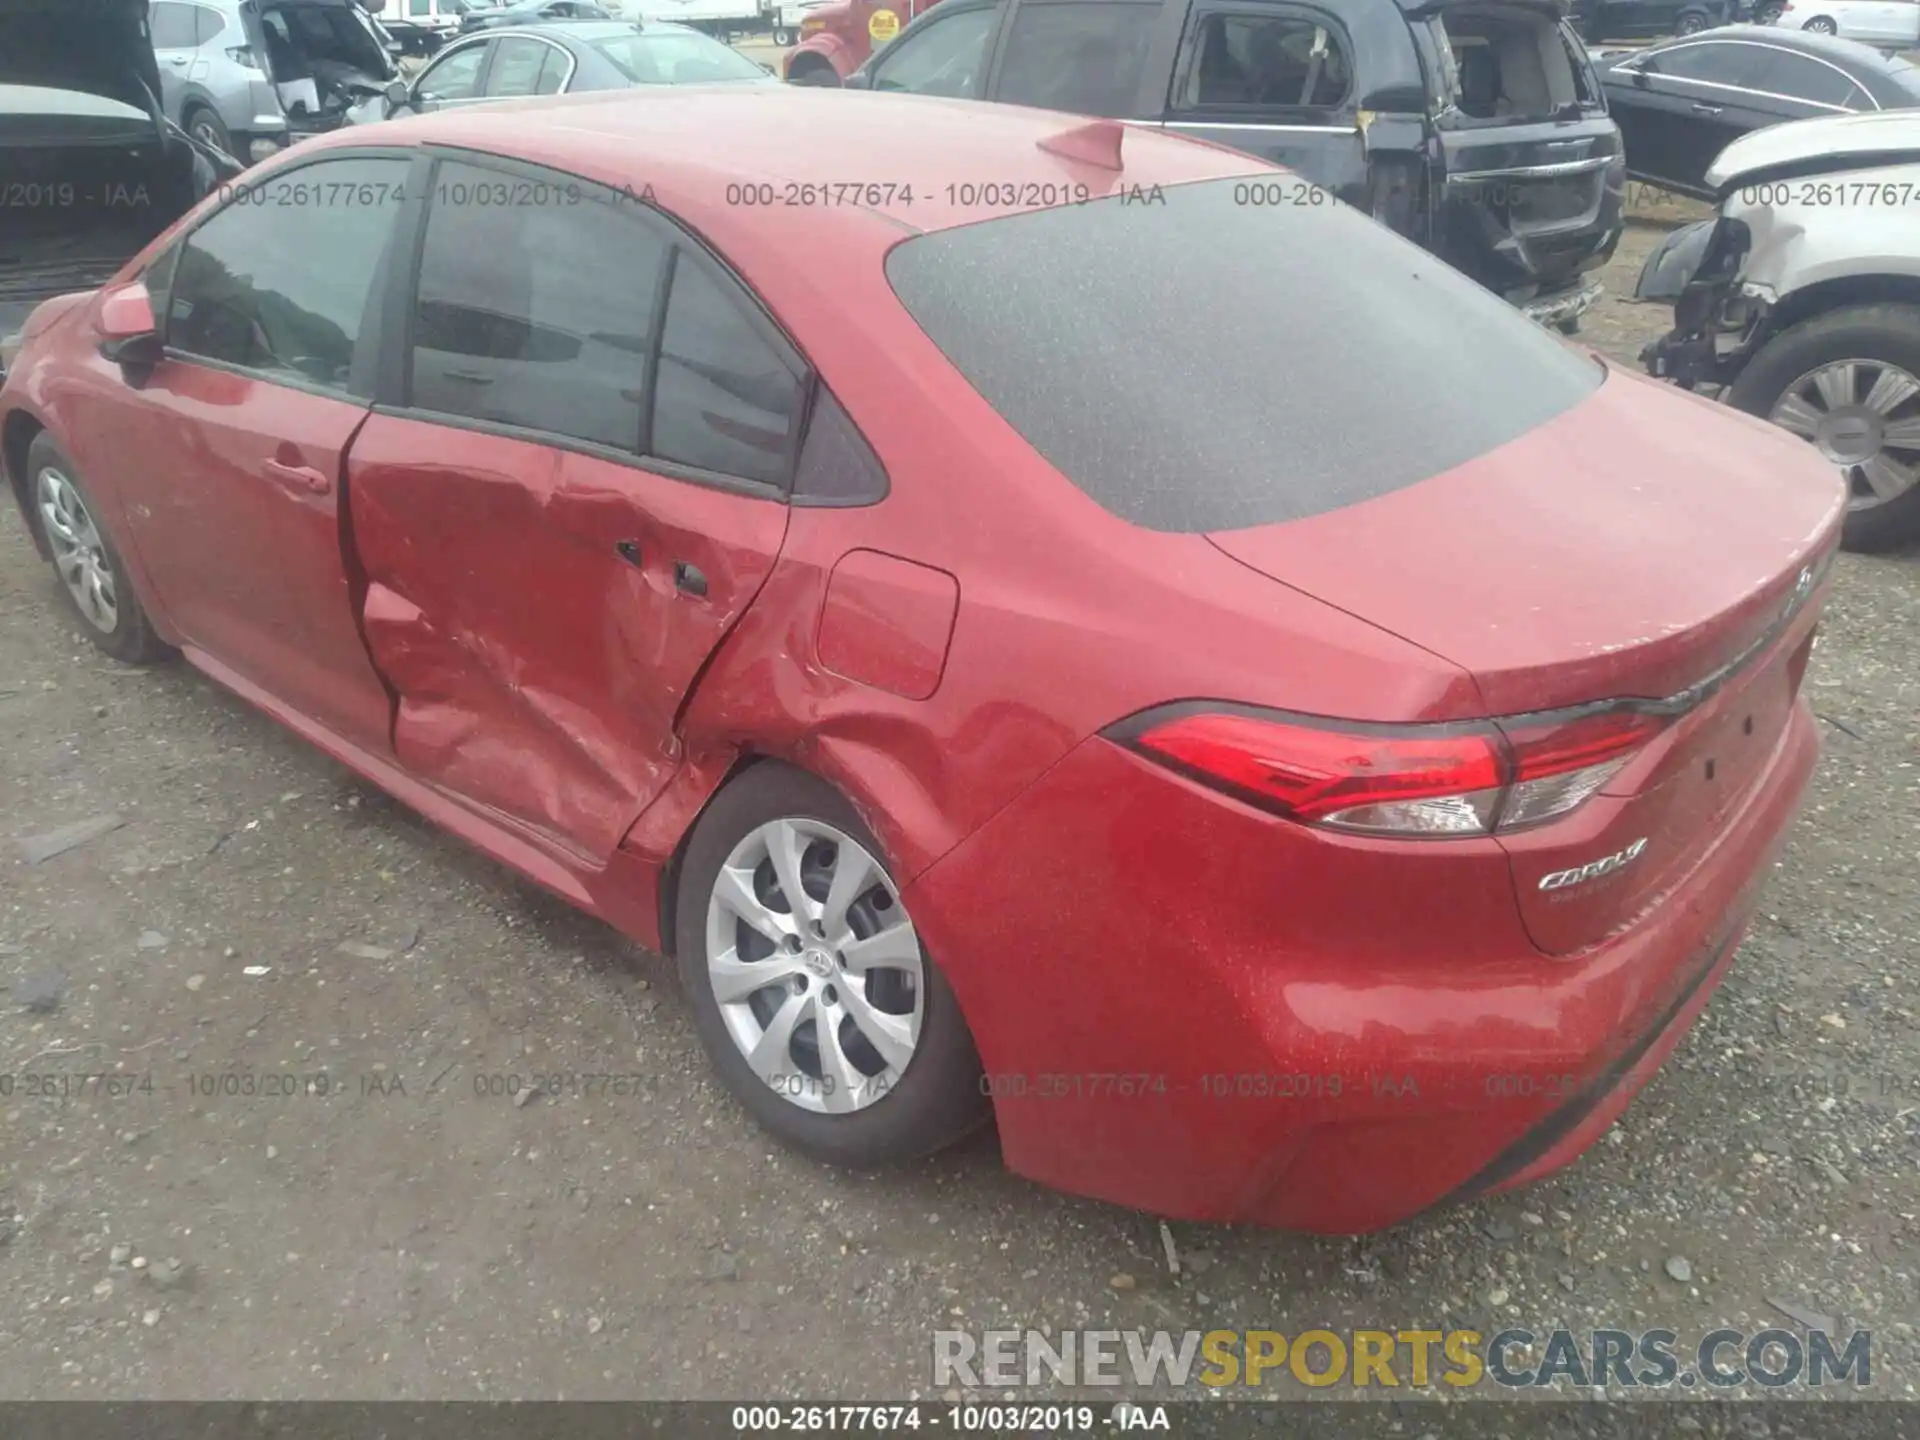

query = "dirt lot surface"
[2,218,1917,1407]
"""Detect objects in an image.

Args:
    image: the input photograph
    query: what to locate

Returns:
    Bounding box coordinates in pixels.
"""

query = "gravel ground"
[1,220,1917,1407]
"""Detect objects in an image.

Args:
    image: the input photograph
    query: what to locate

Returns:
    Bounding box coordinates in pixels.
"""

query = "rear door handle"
[263,459,331,496]
[1690,101,1723,115]
[673,561,708,598]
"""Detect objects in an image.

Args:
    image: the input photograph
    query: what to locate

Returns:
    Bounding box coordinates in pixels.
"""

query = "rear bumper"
[906,697,1819,1232]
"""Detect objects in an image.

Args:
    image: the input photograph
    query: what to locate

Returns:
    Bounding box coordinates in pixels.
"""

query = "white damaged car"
[1640,110,1920,551]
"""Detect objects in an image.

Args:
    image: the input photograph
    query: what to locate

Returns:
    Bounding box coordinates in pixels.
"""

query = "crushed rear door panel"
[344,414,789,860]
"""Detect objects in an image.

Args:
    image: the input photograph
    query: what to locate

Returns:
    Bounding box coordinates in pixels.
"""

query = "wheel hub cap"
[1769,358,1920,512]
[35,467,118,633]
[1815,410,1881,467]
[704,817,924,1115]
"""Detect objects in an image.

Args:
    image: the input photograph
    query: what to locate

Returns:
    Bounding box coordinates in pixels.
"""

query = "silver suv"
[150,0,399,164]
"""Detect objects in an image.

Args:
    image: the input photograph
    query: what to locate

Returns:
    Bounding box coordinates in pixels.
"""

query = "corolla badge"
[1539,837,1649,892]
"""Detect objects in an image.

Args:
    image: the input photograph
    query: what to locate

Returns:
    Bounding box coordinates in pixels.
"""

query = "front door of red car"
[345,157,800,860]
[118,153,412,751]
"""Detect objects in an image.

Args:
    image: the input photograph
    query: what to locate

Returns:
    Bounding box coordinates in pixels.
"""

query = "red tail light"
[1114,704,1671,837]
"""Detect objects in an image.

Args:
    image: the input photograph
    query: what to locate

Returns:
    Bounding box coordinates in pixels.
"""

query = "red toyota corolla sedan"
[0,86,1844,1232]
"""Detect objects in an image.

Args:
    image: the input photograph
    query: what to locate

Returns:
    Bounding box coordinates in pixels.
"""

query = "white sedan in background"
[1772,0,1920,47]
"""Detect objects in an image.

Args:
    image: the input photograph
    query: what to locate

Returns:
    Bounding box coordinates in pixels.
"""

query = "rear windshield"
[885,177,1603,533]
[592,32,769,83]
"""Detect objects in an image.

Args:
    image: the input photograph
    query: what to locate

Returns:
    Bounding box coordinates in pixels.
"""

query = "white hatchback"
[1772,0,1920,47]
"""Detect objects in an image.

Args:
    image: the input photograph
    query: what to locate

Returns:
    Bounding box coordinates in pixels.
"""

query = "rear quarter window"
[885,177,1603,533]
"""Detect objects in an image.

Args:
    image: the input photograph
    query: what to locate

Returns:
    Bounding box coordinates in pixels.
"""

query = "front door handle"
[673,560,708,598]
[263,459,331,496]
[1690,101,1723,115]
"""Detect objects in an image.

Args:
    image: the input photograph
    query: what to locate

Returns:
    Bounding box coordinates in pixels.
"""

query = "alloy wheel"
[1769,358,1920,512]
[36,467,118,633]
[704,818,924,1115]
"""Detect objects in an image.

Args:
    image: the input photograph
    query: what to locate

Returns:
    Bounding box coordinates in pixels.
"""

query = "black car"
[461,0,614,30]
[352,18,771,119]
[845,0,1626,330]
[0,0,231,340]
[1597,26,1920,197]
[1569,0,1754,42]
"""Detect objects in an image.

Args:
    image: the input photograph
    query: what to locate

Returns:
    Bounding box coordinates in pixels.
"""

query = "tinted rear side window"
[885,178,1603,532]
[409,160,669,449]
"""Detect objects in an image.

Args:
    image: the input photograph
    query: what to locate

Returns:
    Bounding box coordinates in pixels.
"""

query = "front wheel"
[1676,10,1710,33]
[1727,303,1920,552]
[26,434,173,663]
[1802,15,1838,31]
[674,763,988,1167]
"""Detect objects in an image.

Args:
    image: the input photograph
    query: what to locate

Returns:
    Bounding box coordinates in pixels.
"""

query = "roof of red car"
[315,85,1274,242]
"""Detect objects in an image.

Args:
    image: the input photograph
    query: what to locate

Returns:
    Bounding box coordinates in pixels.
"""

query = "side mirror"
[96,281,162,368]
[385,76,413,110]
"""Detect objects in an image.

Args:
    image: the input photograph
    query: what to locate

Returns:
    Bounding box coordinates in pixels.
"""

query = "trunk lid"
[1207,366,1842,953]
[0,0,167,116]
[244,0,397,135]
[1418,1,1625,300]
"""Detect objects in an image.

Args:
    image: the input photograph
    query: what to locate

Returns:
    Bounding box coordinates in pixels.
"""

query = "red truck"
[783,0,943,83]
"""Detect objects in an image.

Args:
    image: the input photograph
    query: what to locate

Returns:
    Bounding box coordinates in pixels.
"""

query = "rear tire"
[183,104,236,161]
[1727,303,1920,552]
[1801,15,1837,31]
[674,762,988,1168]
[1676,9,1710,33]
[773,24,796,44]
[25,433,172,664]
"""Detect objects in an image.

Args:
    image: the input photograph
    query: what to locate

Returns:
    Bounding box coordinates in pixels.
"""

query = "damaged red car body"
[0,87,1844,1231]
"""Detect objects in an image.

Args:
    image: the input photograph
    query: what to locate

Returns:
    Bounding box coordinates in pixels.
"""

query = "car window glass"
[994,2,1160,117]
[420,42,489,98]
[868,7,997,97]
[412,0,432,15]
[150,2,198,48]
[650,256,802,486]
[535,43,569,91]
[409,160,669,450]
[488,36,552,94]
[1751,51,1860,106]
[1649,41,1768,88]
[593,32,771,82]
[166,157,409,391]
[1181,13,1352,108]
[192,4,226,44]
[887,177,1602,533]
